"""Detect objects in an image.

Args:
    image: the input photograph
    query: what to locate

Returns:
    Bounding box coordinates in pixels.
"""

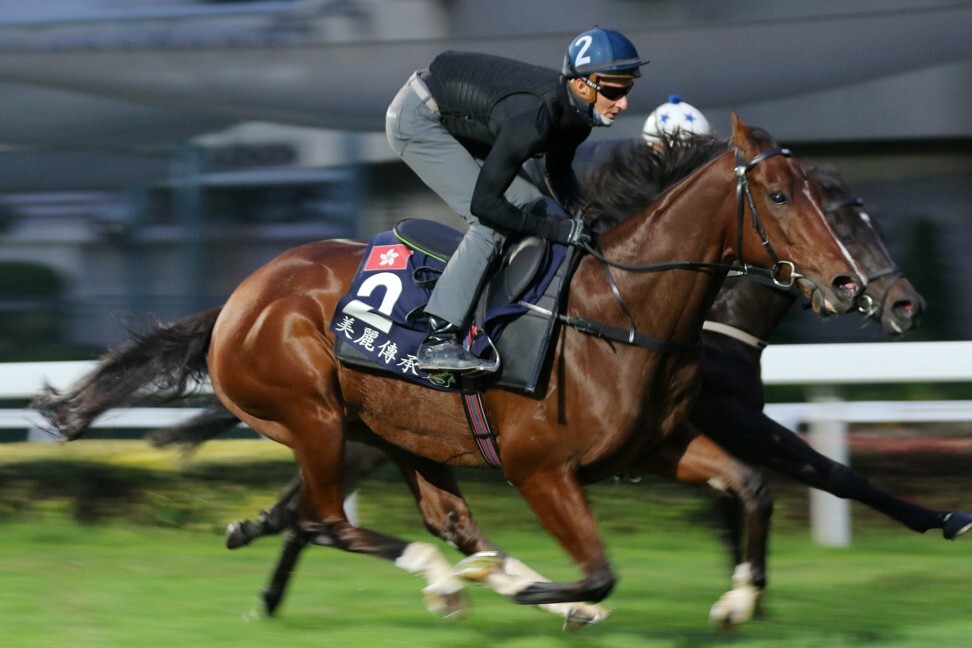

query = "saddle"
[331,218,576,394]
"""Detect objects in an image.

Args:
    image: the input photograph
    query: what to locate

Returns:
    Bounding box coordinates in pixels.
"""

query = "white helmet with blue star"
[642,95,711,144]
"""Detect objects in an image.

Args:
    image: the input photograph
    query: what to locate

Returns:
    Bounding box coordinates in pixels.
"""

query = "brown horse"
[214,160,961,620]
[206,114,860,611]
[38,115,863,627]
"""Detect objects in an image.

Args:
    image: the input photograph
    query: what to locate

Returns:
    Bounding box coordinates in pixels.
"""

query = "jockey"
[386,26,647,374]
[641,94,711,145]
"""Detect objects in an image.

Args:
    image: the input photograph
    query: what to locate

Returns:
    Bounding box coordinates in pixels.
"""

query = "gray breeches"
[385,73,545,326]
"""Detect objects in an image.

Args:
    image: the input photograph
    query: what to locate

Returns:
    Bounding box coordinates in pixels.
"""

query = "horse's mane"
[581,133,729,233]
[579,125,798,234]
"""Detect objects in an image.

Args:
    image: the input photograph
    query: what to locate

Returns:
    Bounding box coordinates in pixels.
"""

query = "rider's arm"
[542,129,588,212]
[470,95,569,240]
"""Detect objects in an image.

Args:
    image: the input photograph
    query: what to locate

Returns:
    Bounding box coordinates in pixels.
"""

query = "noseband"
[822,196,904,319]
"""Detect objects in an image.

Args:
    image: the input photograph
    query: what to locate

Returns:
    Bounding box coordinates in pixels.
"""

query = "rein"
[579,147,800,286]
[565,146,799,352]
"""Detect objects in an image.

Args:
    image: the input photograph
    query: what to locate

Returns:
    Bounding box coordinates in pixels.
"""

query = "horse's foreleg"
[639,424,771,628]
[698,400,972,540]
[496,467,617,606]
[713,495,745,569]
[467,555,612,629]
[396,455,611,629]
[745,415,972,540]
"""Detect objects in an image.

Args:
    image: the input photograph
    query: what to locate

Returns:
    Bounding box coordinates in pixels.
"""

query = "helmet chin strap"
[565,81,615,128]
[593,110,615,127]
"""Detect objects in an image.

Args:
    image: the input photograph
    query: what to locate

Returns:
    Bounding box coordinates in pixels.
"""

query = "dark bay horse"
[693,163,971,564]
[35,115,863,628]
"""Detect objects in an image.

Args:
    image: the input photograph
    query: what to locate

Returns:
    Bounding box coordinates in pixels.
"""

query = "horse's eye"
[770,192,788,205]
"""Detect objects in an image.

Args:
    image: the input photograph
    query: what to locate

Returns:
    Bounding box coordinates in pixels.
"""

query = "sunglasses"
[582,75,634,101]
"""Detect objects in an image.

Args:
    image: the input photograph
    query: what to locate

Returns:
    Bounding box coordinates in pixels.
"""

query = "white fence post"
[806,387,851,548]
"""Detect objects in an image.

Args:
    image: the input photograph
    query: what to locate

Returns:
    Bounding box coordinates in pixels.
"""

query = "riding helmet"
[642,95,711,144]
[562,26,648,79]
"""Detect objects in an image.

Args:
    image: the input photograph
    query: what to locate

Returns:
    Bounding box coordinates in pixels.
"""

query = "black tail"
[147,402,242,449]
[31,306,223,441]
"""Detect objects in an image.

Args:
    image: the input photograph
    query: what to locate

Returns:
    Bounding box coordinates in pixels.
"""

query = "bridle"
[579,146,803,289]
[562,146,809,351]
[733,147,804,289]
[823,195,905,320]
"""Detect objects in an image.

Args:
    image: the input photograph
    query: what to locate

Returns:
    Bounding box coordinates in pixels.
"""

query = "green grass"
[1,441,971,647]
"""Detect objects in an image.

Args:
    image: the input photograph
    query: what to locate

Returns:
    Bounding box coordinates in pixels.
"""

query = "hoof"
[943,511,972,540]
[709,584,761,629]
[261,587,283,616]
[226,520,257,549]
[423,587,467,620]
[453,551,504,583]
[562,603,611,631]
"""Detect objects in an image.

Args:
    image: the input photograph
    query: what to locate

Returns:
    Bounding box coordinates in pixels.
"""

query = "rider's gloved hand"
[522,198,591,248]
[552,217,591,248]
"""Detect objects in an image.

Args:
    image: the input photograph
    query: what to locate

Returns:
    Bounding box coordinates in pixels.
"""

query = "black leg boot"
[417,317,496,373]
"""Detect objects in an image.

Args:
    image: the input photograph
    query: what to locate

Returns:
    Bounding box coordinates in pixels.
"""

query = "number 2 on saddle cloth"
[330,218,573,394]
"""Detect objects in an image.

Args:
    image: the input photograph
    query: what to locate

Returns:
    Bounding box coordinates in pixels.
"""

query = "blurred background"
[0,0,970,359]
[1,5,971,644]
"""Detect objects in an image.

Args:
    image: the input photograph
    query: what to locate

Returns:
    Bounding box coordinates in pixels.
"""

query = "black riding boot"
[417,317,495,373]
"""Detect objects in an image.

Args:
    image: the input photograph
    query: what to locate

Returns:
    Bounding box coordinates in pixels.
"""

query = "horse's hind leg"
[261,527,308,615]
[227,450,611,628]
[638,423,772,628]
[392,453,611,629]
[226,474,303,550]
[227,440,387,549]
[229,441,390,615]
[274,412,467,618]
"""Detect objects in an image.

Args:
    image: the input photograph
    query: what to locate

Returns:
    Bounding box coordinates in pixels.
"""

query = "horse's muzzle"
[881,291,925,336]
[809,274,863,316]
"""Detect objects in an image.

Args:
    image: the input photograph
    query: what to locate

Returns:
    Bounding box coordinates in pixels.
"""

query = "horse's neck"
[706,279,797,342]
[587,154,735,342]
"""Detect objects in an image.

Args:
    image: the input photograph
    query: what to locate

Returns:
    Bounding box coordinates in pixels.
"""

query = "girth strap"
[460,384,502,468]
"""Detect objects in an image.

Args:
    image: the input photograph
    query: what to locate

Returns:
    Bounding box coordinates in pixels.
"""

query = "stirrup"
[417,341,497,373]
[417,316,495,374]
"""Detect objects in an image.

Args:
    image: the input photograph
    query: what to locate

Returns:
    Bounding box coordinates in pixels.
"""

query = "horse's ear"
[730,112,755,156]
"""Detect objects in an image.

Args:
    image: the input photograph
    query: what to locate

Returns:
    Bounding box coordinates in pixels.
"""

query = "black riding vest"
[423,51,566,147]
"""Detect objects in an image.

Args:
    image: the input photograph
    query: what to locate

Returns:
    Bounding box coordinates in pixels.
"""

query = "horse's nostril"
[833,276,859,297]
[894,301,917,318]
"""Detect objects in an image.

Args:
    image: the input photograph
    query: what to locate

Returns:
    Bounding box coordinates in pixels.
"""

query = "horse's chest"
[640,356,703,436]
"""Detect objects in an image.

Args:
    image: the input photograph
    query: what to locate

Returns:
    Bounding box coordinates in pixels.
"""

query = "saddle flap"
[485,236,549,312]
